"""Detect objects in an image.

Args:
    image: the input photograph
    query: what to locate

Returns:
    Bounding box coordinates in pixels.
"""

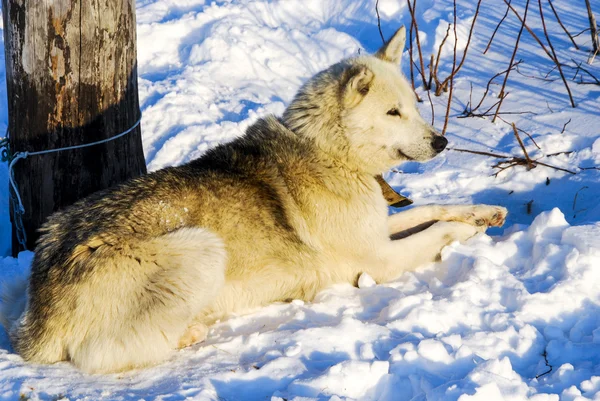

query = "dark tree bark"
[2,0,147,255]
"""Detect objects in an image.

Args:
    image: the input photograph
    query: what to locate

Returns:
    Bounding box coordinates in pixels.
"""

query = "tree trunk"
[2,0,147,255]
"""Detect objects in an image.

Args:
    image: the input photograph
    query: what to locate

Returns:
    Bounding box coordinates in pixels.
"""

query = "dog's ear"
[343,65,374,107]
[375,26,406,65]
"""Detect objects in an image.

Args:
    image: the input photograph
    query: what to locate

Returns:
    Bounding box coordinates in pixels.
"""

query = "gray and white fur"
[0,27,507,373]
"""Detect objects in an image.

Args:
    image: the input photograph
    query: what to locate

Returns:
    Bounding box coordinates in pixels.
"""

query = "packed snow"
[0,0,599,400]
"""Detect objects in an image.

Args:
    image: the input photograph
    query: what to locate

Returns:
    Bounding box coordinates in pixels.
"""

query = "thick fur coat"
[1,27,506,373]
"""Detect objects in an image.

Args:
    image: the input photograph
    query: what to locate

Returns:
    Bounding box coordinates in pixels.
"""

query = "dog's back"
[6,26,448,372]
[9,117,341,373]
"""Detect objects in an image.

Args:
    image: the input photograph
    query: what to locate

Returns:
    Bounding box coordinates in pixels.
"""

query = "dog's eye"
[387,108,401,117]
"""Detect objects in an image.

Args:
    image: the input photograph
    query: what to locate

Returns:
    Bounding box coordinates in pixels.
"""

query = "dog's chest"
[300,180,389,253]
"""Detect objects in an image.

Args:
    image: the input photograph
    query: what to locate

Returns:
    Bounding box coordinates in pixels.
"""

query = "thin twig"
[493,161,521,177]
[561,118,571,134]
[408,4,416,92]
[459,110,537,119]
[442,0,458,136]
[450,148,576,175]
[547,0,579,50]
[411,61,424,102]
[484,0,512,54]
[547,150,573,157]
[451,148,510,158]
[375,0,385,44]
[494,0,530,123]
[512,123,534,169]
[521,129,541,149]
[466,82,474,114]
[544,64,558,79]
[569,59,600,84]
[426,77,435,126]
[406,0,429,89]
[515,63,556,82]
[538,0,576,107]
[482,94,507,116]
[503,0,554,61]
[432,24,451,90]
[534,160,576,174]
[428,54,435,90]
[497,116,541,149]
[437,0,482,95]
[572,28,591,39]
[468,61,523,114]
[573,186,589,214]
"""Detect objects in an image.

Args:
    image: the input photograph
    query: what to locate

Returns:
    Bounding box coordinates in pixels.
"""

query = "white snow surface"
[0,0,600,399]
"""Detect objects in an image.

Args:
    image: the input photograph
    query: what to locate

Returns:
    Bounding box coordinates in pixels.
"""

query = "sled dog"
[1,26,506,373]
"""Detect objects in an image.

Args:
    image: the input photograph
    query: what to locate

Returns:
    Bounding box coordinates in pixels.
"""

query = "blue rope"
[3,115,142,250]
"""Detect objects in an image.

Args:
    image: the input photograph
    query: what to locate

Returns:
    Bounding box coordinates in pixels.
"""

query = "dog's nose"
[431,136,448,153]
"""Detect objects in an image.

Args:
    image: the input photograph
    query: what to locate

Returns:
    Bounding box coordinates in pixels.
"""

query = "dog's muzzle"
[431,136,448,153]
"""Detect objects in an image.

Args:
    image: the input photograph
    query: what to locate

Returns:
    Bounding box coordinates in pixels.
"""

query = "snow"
[0,0,599,399]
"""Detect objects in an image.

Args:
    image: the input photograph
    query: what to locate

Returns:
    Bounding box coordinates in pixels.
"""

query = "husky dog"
[1,26,506,373]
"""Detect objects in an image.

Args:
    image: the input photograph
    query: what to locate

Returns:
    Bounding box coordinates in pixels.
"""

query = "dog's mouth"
[395,148,414,161]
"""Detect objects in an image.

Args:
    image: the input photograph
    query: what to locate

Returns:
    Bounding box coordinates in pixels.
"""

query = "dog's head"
[339,26,447,172]
[283,26,447,174]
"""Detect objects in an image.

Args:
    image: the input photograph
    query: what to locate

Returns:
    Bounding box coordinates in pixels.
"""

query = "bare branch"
[573,27,591,39]
[469,60,523,114]
[573,186,589,215]
[375,0,386,44]
[432,24,451,90]
[547,0,579,50]
[538,0,576,107]
[451,148,511,158]
[497,116,541,149]
[442,0,458,136]
[512,123,534,169]
[503,0,554,60]
[547,150,573,157]
[437,0,482,96]
[561,118,572,134]
[493,0,530,123]
[570,58,600,84]
[408,18,416,89]
[484,0,512,54]
[513,63,557,82]
[406,0,429,90]
[450,148,576,175]
[426,64,435,126]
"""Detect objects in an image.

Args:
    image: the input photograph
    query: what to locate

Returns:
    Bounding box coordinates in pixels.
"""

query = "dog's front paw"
[429,221,481,246]
[452,205,508,228]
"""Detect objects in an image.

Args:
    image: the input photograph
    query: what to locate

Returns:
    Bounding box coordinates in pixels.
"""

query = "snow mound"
[1,210,600,400]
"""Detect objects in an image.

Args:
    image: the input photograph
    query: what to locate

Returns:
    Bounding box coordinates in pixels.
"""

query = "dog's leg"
[388,204,507,237]
[368,221,483,283]
[67,227,226,373]
[195,255,336,326]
